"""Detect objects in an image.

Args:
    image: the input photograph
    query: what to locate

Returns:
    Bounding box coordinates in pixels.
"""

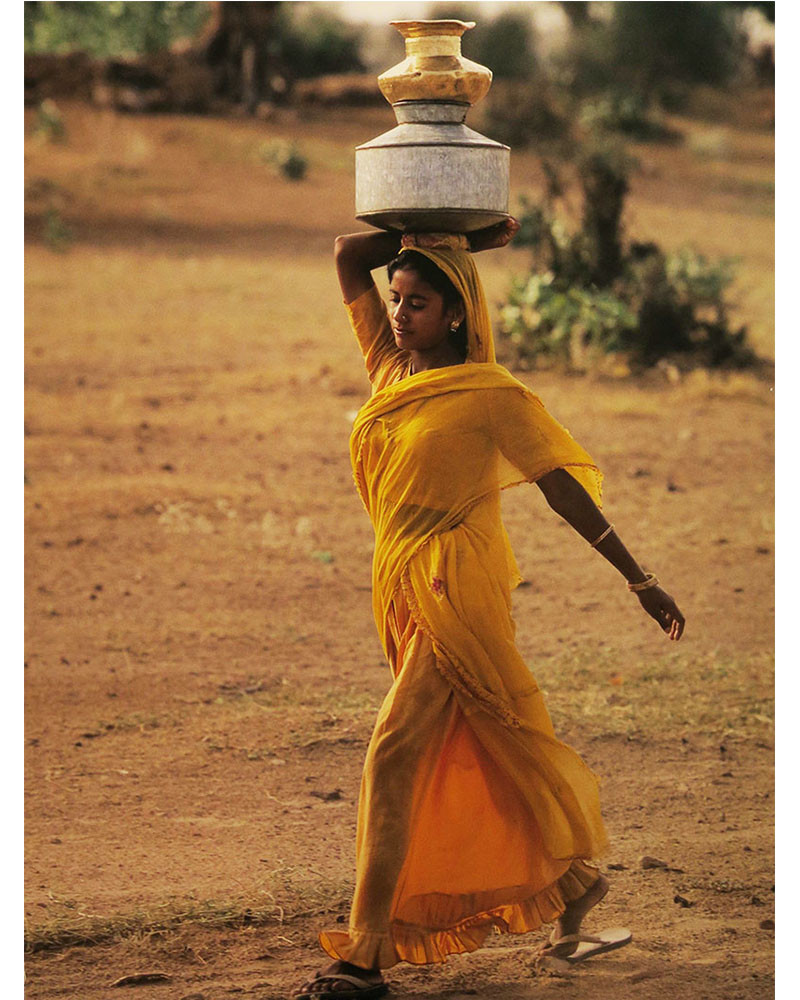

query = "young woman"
[294,220,685,1000]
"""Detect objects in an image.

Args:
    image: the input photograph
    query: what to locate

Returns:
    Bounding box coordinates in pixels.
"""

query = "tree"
[24,1,365,113]
[195,1,282,111]
[608,2,744,96]
[24,1,210,58]
[558,2,592,29]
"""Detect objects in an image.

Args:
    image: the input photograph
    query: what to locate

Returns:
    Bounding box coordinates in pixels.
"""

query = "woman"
[294,220,685,1000]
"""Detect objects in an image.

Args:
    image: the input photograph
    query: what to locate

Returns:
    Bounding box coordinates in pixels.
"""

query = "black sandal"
[293,971,389,1000]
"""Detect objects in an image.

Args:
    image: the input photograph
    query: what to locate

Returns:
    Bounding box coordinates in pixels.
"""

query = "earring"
[450,321,460,332]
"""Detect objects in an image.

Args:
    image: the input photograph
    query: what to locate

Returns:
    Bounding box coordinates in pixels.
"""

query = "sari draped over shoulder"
[319,246,609,970]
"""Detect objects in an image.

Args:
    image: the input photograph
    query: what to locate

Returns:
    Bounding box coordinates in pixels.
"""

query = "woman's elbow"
[537,469,590,517]
[536,469,571,508]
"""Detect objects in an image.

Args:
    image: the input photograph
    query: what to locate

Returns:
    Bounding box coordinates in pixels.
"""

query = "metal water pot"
[355,20,509,233]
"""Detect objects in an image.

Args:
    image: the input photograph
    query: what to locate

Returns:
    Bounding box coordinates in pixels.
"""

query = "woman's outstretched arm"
[536,468,686,640]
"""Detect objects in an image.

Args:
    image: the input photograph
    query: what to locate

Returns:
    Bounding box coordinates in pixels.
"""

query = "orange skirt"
[319,585,601,969]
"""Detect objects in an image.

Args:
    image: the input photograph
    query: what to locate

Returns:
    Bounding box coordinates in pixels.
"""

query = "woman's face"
[388,268,464,354]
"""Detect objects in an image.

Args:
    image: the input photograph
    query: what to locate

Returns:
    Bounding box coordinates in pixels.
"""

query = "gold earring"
[450,321,460,332]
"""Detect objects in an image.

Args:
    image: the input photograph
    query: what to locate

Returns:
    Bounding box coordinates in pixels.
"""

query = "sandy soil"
[24,100,774,999]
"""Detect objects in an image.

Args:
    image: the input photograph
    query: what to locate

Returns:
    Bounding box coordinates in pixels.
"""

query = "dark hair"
[387,250,468,360]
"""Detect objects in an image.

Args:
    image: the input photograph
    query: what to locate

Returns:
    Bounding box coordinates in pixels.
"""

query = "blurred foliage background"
[24,1,213,57]
[24,0,774,373]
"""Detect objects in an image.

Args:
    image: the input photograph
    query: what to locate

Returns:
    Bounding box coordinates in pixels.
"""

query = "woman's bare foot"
[544,873,610,958]
[295,959,384,996]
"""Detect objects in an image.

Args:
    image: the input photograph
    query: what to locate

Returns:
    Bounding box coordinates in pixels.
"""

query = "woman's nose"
[392,301,406,321]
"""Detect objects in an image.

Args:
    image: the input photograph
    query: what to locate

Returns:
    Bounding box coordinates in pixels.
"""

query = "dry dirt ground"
[25,100,774,999]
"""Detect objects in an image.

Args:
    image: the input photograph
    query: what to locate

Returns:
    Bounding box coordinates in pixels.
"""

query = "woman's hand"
[469,216,521,253]
[636,586,686,641]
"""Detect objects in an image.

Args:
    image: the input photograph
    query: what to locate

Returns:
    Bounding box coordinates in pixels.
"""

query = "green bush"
[43,208,73,253]
[33,99,67,143]
[549,17,617,97]
[500,149,757,371]
[633,248,754,367]
[259,141,308,181]
[500,274,637,369]
[578,91,677,142]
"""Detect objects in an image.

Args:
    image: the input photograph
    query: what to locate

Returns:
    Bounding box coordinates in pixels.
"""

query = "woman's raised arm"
[334,231,402,304]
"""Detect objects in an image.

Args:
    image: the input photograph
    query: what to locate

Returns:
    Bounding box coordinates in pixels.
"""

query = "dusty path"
[25,102,774,999]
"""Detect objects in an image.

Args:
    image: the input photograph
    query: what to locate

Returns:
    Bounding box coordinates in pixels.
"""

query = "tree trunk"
[559,2,592,29]
[194,1,283,112]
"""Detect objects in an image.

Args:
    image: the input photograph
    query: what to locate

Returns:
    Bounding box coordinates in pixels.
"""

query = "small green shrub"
[686,128,734,161]
[578,91,677,142]
[43,208,73,253]
[34,99,66,143]
[631,248,755,367]
[259,141,308,181]
[500,273,637,369]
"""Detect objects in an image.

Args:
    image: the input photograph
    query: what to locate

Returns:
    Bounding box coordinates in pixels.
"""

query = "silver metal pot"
[355,20,509,233]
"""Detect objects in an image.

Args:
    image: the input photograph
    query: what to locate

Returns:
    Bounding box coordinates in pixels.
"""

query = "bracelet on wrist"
[627,573,659,593]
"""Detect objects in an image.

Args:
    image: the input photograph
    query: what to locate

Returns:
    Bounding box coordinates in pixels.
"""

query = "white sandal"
[538,926,632,967]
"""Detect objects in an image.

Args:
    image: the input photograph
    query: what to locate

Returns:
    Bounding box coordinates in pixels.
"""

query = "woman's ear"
[448,303,466,328]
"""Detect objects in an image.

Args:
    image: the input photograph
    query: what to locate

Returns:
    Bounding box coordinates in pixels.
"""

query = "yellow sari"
[319,246,608,969]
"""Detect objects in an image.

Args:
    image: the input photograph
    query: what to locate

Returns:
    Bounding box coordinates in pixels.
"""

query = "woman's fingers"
[470,216,521,252]
[662,600,685,641]
[639,589,685,640]
[497,217,521,245]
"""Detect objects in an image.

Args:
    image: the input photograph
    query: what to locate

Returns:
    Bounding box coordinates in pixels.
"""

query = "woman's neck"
[408,344,465,374]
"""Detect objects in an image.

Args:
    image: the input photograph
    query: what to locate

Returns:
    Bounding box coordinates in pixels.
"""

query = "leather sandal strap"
[549,932,607,946]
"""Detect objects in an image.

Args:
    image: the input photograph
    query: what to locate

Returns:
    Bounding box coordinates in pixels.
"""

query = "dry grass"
[25,873,351,954]
[540,646,774,741]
